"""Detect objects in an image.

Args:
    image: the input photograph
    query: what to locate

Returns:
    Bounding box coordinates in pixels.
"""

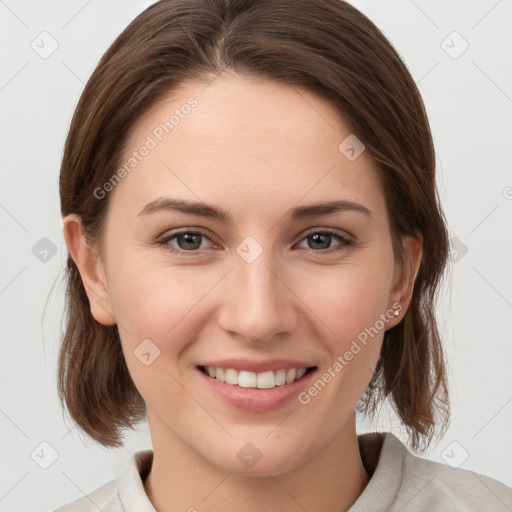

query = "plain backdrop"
[1,1,511,510]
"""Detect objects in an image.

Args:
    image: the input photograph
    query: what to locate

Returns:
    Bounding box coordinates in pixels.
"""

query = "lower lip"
[197,367,317,412]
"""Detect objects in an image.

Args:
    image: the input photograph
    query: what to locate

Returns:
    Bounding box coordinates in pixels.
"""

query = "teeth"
[203,366,311,389]
[286,368,296,384]
[257,371,275,389]
[225,368,239,385]
[275,369,286,386]
[239,370,257,388]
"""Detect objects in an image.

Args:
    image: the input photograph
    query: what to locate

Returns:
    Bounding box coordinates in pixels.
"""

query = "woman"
[55,0,512,510]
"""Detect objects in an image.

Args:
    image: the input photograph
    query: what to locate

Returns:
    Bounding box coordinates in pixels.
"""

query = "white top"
[54,432,512,511]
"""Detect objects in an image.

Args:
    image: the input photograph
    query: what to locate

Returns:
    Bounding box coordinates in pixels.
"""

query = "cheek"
[295,259,394,342]
[108,262,205,408]
[290,258,393,400]
[107,255,201,337]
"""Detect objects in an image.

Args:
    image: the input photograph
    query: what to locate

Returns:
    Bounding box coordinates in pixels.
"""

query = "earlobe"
[62,214,117,326]
[388,233,423,327]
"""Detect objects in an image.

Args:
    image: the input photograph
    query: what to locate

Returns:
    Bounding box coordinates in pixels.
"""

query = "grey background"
[1,0,511,510]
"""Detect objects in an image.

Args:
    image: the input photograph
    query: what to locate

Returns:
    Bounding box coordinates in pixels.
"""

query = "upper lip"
[199,358,316,373]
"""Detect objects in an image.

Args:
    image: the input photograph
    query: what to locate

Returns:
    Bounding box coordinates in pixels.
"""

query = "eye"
[296,229,353,252]
[157,230,214,253]
[156,228,353,256]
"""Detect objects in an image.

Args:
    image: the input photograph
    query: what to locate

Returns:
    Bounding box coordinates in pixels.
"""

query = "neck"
[144,412,370,512]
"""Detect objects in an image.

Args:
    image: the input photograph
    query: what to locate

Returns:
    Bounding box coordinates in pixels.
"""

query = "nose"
[217,247,298,345]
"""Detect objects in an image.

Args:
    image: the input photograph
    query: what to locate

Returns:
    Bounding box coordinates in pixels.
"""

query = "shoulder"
[53,450,154,512]
[355,432,512,512]
[399,446,512,511]
[53,479,119,512]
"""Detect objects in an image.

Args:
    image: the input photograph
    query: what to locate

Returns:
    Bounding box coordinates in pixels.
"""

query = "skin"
[64,72,422,512]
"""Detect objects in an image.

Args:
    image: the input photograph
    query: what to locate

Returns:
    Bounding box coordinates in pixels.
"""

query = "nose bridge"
[219,238,295,343]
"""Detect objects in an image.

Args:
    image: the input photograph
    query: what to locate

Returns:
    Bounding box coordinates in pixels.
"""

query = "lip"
[196,364,318,412]
[200,358,314,373]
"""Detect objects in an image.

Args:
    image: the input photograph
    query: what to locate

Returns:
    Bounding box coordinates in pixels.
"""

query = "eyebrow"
[137,197,373,223]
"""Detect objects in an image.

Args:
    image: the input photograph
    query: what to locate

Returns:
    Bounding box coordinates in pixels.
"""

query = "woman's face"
[81,73,416,475]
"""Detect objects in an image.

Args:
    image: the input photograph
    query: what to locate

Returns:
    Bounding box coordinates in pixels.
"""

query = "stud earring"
[393,306,400,317]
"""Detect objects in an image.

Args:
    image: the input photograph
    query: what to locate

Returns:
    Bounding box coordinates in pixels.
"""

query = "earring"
[393,306,400,317]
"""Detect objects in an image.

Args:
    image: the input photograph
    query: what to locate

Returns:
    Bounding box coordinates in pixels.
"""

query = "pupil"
[179,233,200,250]
[310,233,330,249]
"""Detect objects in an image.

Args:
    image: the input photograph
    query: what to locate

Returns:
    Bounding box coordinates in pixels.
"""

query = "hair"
[58,0,450,450]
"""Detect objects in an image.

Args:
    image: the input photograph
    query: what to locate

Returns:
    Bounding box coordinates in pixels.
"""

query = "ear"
[386,233,423,329]
[62,214,116,326]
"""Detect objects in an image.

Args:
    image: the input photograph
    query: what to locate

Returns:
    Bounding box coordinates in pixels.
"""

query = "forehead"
[111,73,386,222]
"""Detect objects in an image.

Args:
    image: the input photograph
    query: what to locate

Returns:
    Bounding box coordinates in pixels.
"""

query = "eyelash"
[156,228,353,256]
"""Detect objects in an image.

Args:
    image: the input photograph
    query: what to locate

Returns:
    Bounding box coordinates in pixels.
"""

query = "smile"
[199,365,316,389]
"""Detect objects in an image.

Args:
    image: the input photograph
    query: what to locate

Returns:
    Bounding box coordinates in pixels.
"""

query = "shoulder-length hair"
[58,0,450,450]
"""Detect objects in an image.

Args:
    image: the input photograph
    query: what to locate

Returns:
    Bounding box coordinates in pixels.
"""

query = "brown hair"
[59,0,450,450]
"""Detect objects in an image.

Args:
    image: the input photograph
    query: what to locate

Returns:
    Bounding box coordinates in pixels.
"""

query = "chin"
[202,435,311,477]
